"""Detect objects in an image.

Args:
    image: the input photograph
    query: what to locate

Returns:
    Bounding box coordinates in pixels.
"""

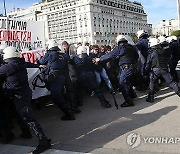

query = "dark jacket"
[169,40,180,61]
[0,57,38,93]
[71,53,94,74]
[136,38,149,60]
[89,53,104,72]
[38,50,69,76]
[146,45,170,70]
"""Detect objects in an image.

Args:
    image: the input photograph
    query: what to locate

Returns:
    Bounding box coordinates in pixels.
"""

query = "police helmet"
[149,38,160,48]
[46,39,60,50]
[0,44,7,54]
[124,35,135,45]
[77,46,87,55]
[166,36,177,43]
[3,47,20,60]
[136,30,148,39]
[116,35,128,44]
[171,35,177,41]
[158,36,166,44]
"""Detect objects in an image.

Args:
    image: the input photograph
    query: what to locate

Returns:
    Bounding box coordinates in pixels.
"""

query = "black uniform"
[169,40,180,82]
[99,43,139,107]
[71,53,111,108]
[38,48,80,120]
[0,57,47,138]
[146,44,180,102]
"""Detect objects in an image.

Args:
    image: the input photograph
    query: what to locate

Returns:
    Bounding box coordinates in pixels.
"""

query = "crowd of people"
[0,30,180,153]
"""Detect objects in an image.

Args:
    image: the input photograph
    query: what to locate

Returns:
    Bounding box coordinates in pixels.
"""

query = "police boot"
[96,90,112,108]
[0,129,15,144]
[146,92,154,103]
[100,99,112,108]
[70,106,81,113]
[121,92,134,107]
[176,89,180,97]
[61,110,75,121]
[31,137,51,154]
[129,88,137,99]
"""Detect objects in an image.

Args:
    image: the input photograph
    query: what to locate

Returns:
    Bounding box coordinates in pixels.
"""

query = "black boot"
[0,129,15,144]
[100,99,112,108]
[96,90,112,108]
[121,91,134,107]
[176,91,180,97]
[61,110,75,121]
[31,137,51,154]
[146,92,154,103]
[70,106,81,113]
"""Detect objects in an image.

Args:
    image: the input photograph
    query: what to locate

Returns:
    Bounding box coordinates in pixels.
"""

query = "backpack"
[32,65,57,90]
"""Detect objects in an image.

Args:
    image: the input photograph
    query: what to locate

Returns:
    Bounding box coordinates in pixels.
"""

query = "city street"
[0,83,180,154]
[0,0,180,154]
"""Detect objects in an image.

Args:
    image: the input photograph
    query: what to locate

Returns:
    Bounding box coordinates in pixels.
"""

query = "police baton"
[112,93,118,109]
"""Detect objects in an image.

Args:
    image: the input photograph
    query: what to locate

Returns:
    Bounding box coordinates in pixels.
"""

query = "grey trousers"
[149,68,179,93]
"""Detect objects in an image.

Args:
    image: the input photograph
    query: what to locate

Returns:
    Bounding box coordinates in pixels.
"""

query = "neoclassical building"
[8,0,152,44]
[153,19,179,36]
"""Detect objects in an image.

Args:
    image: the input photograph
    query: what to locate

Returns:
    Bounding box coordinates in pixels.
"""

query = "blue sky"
[0,0,178,27]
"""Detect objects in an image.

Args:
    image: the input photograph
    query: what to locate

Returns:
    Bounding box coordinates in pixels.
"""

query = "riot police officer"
[0,47,51,154]
[167,36,180,82]
[146,38,180,103]
[0,44,15,144]
[71,46,112,108]
[94,35,139,107]
[38,40,80,121]
[136,30,149,91]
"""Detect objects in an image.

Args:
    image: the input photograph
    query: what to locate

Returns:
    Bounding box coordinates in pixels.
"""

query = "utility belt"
[120,64,133,71]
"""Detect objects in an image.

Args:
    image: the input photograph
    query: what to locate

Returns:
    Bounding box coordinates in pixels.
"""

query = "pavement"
[1,84,180,154]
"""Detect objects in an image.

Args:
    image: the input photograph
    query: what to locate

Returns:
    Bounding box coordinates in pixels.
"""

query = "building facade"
[8,0,152,45]
[153,19,179,36]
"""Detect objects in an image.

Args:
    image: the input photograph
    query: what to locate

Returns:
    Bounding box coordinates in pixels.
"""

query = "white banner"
[21,49,46,64]
[27,68,50,100]
[0,17,45,50]
[21,49,49,99]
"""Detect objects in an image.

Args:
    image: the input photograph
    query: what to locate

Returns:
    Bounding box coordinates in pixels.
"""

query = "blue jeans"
[95,68,114,92]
